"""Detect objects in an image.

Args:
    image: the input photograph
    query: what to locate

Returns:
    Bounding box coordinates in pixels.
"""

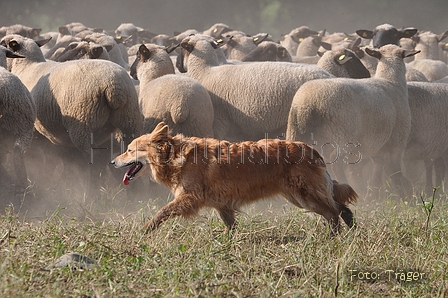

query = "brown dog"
[111,122,357,234]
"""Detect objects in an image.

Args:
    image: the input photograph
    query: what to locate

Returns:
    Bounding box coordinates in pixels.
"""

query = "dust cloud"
[0,0,444,219]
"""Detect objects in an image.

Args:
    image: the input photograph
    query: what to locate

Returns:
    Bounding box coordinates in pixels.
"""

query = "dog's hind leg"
[142,193,200,233]
[217,206,236,231]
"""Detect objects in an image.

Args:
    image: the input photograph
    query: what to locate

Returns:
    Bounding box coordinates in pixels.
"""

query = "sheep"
[132,43,214,137]
[82,32,130,70]
[412,30,448,61]
[202,23,233,39]
[295,31,331,57]
[176,34,333,141]
[2,24,42,40]
[402,82,448,193]
[114,23,141,46]
[1,34,142,197]
[407,30,448,82]
[0,46,36,199]
[241,41,292,62]
[280,26,319,56]
[222,33,268,60]
[351,40,428,82]
[356,23,417,48]
[286,44,419,197]
[407,59,448,82]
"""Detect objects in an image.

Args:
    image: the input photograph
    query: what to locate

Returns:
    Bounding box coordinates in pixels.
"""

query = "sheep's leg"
[368,159,384,198]
[216,206,236,231]
[424,159,434,195]
[142,193,199,233]
[384,158,412,198]
[433,157,445,189]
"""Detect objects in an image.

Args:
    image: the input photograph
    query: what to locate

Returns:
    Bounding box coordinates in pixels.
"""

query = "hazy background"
[1,0,447,39]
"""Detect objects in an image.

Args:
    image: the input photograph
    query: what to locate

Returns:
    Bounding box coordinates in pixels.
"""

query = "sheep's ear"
[139,44,151,59]
[336,53,352,65]
[35,37,52,48]
[317,51,324,57]
[181,40,194,52]
[278,46,288,58]
[211,38,226,49]
[91,46,104,59]
[59,26,71,35]
[104,44,114,52]
[319,41,332,51]
[365,47,381,59]
[253,34,268,45]
[400,28,418,39]
[165,43,180,54]
[356,29,373,39]
[403,49,420,59]
[437,30,448,42]
[350,37,362,49]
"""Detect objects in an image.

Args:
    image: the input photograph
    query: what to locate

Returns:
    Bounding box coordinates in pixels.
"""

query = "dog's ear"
[151,122,170,142]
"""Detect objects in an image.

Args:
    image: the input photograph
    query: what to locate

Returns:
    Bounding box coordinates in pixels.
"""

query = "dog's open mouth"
[123,161,143,185]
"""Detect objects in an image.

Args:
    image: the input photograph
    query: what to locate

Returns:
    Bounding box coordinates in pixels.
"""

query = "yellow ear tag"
[254,37,259,41]
[213,28,217,33]
[446,42,448,46]
[217,39,223,43]
[285,34,288,38]
[338,54,346,61]
[344,37,348,41]
[299,38,303,42]
[362,32,367,38]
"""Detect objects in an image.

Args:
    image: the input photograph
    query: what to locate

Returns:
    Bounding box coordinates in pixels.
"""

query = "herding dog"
[111,122,358,235]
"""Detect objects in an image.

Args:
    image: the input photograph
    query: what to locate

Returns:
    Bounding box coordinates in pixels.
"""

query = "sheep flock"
[1,21,448,214]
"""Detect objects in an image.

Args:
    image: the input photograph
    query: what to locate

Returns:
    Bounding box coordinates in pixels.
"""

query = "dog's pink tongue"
[123,175,130,185]
[123,164,138,185]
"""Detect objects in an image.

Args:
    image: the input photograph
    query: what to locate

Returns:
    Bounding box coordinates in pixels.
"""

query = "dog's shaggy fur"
[112,122,358,234]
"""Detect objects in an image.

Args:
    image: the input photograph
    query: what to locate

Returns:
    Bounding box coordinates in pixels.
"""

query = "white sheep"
[202,23,233,39]
[351,41,428,82]
[0,46,36,196]
[286,44,419,197]
[222,33,268,60]
[407,30,448,82]
[131,43,214,137]
[280,26,319,56]
[241,41,292,62]
[403,82,448,193]
[1,34,142,195]
[83,32,129,70]
[176,35,333,141]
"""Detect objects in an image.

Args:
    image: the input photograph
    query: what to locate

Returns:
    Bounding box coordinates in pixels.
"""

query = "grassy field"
[0,185,447,297]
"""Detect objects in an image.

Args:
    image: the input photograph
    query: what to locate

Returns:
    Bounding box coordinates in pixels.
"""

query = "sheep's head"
[176,35,224,73]
[365,44,420,60]
[356,24,417,48]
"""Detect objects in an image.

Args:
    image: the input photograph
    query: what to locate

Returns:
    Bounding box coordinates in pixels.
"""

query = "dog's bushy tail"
[332,180,358,206]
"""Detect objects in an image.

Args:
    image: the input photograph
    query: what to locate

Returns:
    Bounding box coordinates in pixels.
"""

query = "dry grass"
[0,185,447,297]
